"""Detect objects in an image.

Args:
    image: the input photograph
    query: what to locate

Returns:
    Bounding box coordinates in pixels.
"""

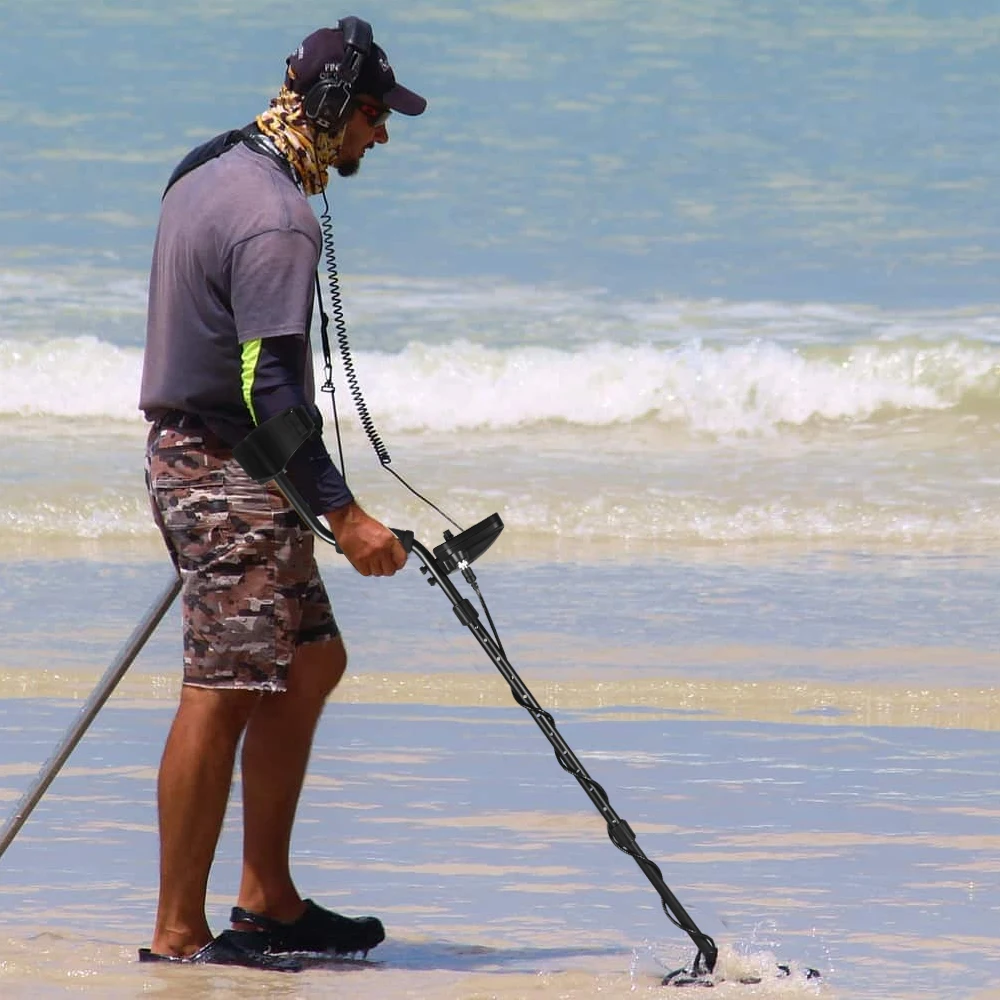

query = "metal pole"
[0,572,181,862]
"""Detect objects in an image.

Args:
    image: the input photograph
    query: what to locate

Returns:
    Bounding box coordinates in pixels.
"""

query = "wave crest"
[1,335,997,435]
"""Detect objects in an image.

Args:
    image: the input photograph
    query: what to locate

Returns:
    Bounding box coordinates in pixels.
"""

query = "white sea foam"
[0,336,143,420]
[4,475,1000,555]
[1,333,997,435]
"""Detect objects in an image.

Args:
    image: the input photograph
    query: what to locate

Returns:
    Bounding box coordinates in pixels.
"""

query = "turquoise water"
[2,1,1000,305]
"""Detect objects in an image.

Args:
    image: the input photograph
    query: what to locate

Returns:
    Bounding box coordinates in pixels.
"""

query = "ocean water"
[2,0,1000,556]
[1,1,999,997]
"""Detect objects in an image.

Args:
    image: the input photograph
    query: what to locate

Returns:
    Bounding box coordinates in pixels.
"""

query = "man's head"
[285,25,425,176]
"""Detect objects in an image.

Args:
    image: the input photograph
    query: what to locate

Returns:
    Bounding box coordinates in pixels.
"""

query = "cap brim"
[382,83,426,116]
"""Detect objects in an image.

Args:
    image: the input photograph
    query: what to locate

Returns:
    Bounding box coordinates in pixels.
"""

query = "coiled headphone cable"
[316,188,462,531]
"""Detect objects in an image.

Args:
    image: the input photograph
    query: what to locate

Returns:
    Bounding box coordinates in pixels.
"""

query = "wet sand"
[1,553,998,998]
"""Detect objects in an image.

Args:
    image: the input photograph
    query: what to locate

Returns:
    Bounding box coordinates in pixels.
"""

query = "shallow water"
[2,698,1000,997]
[1,554,999,998]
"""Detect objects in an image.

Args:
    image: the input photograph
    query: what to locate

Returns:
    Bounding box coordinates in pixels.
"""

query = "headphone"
[302,16,374,133]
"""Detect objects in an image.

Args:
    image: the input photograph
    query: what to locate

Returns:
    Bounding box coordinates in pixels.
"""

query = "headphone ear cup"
[302,81,329,122]
[303,79,351,133]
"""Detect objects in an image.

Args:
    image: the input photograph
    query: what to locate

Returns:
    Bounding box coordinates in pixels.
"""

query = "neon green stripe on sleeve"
[240,338,263,425]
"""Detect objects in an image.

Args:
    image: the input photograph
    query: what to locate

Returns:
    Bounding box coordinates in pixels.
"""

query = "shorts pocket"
[151,470,228,537]
[223,465,276,519]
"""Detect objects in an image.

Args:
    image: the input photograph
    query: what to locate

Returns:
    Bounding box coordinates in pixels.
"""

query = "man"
[137,21,425,971]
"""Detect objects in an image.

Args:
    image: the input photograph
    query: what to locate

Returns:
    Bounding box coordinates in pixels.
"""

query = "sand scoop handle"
[0,572,182,862]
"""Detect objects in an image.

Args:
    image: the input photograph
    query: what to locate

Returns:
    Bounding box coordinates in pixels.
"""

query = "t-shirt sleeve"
[230,228,319,344]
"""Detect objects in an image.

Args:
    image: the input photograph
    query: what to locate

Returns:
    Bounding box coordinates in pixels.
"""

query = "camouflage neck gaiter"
[254,86,344,196]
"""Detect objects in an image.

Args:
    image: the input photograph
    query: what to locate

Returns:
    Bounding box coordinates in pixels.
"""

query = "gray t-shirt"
[140,142,321,444]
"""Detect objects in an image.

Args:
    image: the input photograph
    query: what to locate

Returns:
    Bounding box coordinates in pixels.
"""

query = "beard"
[336,159,361,178]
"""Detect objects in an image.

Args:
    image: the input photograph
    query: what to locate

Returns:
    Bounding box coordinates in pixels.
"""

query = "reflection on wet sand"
[1,694,999,998]
[2,666,998,731]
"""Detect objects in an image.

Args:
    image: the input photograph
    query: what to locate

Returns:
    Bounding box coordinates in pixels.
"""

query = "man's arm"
[244,334,406,576]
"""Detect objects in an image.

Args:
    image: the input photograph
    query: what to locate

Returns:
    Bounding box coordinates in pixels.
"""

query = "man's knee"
[175,684,261,739]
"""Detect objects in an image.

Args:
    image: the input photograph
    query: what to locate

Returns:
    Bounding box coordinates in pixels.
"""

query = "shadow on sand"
[297,938,632,975]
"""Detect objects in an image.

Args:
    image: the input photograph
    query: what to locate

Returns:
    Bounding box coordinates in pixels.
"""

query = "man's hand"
[325,502,408,577]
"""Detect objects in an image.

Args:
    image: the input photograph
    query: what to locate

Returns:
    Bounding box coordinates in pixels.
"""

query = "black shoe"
[230,899,385,955]
[138,929,303,972]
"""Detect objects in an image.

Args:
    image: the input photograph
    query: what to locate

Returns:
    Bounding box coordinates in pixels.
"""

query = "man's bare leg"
[150,685,259,956]
[235,637,347,922]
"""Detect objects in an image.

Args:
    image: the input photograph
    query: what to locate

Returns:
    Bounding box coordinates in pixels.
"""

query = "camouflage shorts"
[145,418,338,691]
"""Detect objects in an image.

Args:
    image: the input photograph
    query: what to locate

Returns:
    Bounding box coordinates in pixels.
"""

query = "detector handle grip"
[333,529,414,555]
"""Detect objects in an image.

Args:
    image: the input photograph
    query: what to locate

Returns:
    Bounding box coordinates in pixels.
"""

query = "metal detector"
[233,405,821,988]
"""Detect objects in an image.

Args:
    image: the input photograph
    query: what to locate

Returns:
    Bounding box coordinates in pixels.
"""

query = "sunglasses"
[356,101,392,128]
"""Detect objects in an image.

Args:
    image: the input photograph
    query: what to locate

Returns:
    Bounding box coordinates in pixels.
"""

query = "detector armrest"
[232,405,319,483]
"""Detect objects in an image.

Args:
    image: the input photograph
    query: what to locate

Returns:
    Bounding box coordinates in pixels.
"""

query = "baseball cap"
[286,26,427,116]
